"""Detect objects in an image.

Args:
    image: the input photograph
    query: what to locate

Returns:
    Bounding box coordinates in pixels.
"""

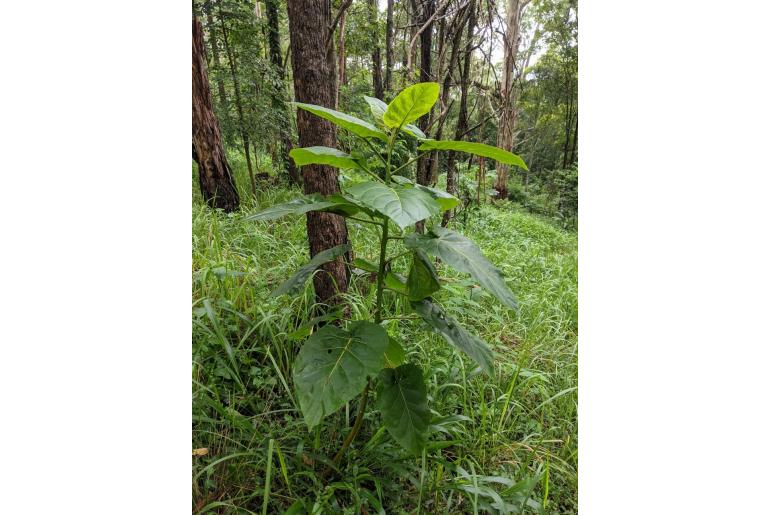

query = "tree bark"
[495,0,528,200]
[286,0,350,307]
[203,2,229,120]
[414,0,436,232]
[442,0,476,226]
[265,0,300,185]
[217,1,256,197]
[384,0,394,93]
[335,10,347,109]
[370,0,384,99]
[192,17,240,212]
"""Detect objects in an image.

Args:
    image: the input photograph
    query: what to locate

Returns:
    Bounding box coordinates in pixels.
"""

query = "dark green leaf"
[411,299,494,375]
[346,181,440,229]
[351,257,379,273]
[293,102,388,142]
[388,176,459,211]
[293,321,389,428]
[246,195,359,221]
[271,244,351,297]
[417,140,528,170]
[405,226,517,309]
[377,363,431,454]
[289,146,363,170]
[383,337,406,368]
[407,250,440,301]
[384,82,440,128]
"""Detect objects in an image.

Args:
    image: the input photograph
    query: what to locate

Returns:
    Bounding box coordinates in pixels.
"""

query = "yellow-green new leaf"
[289,146,363,170]
[384,82,439,128]
[293,102,388,142]
[418,140,528,170]
[365,95,427,139]
[293,321,389,428]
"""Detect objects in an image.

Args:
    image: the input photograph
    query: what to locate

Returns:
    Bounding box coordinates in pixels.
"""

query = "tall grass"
[192,162,577,514]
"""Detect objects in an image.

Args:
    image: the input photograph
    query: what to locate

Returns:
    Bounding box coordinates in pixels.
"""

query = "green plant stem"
[391,151,427,177]
[327,130,396,473]
[331,380,371,466]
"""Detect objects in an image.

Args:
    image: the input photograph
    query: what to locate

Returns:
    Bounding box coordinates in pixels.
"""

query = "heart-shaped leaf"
[384,82,439,128]
[271,244,351,297]
[377,363,430,454]
[346,181,440,229]
[417,140,528,170]
[293,321,389,428]
[289,146,363,170]
[411,299,493,375]
[293,102,388,142]
[405,226,517,309]
[388,176,459,211]
[407,250,440,301]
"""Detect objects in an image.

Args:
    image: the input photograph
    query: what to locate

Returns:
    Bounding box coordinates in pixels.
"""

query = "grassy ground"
[192,160,577,514]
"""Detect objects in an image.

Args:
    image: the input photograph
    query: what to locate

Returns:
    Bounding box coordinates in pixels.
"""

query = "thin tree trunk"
[286,0,350,307]
[495,0,529,200]
[193,17,240,212]
[265,0,300,185]
[569,115,578,165]
[384,0,394,93]
[415,0,435,233]
[370,0,384,99]
[336,11,347,109]
[204,1,229,118]
[443,0,476,226]
[217,1,256,197]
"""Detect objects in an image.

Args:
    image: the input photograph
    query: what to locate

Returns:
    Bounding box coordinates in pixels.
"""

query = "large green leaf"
[293,321,389,428]
[417,140,528,170]
[384,272,408,295]
[246,195,359,221]
[289,146,363,170]
[407,250,440,301]
[384,82,439,128]
[365,95,426,139]
[390,176,459,211]
[412,299,493,375]
[377,363,430,454]
[346,181,440,229]
[271,244,351,297]
[405,226,517,309]
[293,102,388,142]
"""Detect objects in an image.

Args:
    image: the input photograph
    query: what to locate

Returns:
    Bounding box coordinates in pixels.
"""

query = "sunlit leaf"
[293,102,388,142]
[418,140,528,170]
[346,181,440,229]
[384,82,440,128]
[289,146,363,170]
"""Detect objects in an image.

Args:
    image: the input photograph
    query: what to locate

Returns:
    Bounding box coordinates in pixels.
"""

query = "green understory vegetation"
[193,155,577,514]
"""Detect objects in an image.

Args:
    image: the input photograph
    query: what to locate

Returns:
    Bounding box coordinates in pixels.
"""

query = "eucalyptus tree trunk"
[384,0,394,93]
[265,0,299,185]
[217,0,256,197]
[495,0,529,200]
[370,0,384,99]
[286,0,350,306]
[192,17,239,212]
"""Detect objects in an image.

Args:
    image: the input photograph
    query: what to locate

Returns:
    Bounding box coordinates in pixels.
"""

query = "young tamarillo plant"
[247,82,528,464]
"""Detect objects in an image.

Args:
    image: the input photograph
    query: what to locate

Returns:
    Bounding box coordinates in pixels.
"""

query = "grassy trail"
[192,185,577,514]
